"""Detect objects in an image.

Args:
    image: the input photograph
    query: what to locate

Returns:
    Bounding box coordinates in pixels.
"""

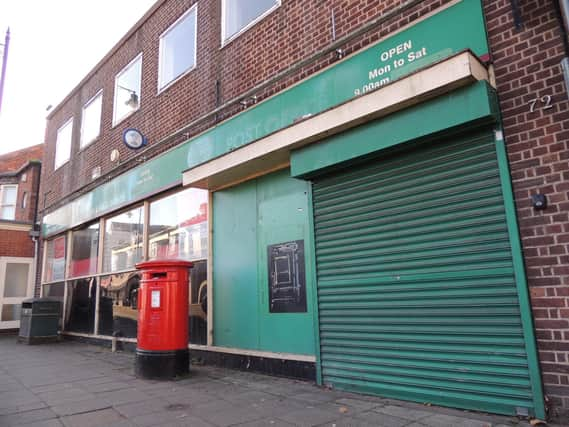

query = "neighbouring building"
[0,143,43,330]
[38,0,569,420]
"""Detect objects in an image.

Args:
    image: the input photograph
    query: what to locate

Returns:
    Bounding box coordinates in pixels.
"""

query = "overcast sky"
[0,0,157,155]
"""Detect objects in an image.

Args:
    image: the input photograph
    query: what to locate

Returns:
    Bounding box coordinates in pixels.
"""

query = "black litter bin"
[18,298,61,344]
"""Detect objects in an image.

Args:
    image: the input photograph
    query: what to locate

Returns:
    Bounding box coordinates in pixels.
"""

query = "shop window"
[189,259,207,345]
[42,282,64,329]
[42,282,64,302]
[0,184,17,220]
[113,54,142,125]
[149,188,207,261]
[222,0,280,43]
[65,278,96,333]
[99,272,140,338]
[55,118,73,169]
[45,236,66,282]
[80,91,103,148]
[103,206,144,272]
[70,223,99,278]
[158,5,197,91]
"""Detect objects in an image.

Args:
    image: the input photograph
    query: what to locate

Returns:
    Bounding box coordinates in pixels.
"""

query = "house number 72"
[529,95,553,113]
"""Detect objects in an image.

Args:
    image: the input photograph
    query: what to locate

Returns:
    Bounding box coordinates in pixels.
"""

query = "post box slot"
[150,272,167,278]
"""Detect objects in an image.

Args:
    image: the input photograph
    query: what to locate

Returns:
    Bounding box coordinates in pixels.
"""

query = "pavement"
[0,335,562,427]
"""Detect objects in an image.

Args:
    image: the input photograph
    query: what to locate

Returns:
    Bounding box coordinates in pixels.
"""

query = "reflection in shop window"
[149,188,207,261]
[70,224,99,278]
[42,282,64,329]
[45,236,66,282]
[65,278,96,333]
[99,272,140,338]
[103,206,144,272]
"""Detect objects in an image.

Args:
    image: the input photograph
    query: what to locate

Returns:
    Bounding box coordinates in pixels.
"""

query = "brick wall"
[40,0,452,212]
[39,0,569,416]
[484,0,569,415]
[0,229,34,258]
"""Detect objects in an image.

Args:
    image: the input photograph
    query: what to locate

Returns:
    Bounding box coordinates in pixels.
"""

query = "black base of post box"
[135,348,189,380]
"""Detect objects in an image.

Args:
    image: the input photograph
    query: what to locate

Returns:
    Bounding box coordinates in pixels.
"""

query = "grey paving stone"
[289,391,340,405]
[38,388,96,406]
[0,401,48,416]
[233,419,295,427]
[352,410,411,427]
[192,404,265,427]
[17,419,65,427]
[373,405,434,421]
[60,408,125,427]
[98,388,153,406]
[30,383,75,394]
[334,398,383,412]
[277,406,345,427]
[247,396,307,417]
[113,398,172,418]
[156,416,216,427]
[83,381,132,393]
[130,409,198,427]
[50,398,112,416]
[316,418,383,427]
[420,413,491,427]
[0,408,58,426]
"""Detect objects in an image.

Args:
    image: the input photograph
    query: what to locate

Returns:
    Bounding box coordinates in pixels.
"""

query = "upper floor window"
[55,118,73,170]
[158,5,198,91]
[0,184,17,220]
[222,0,280,43]
[80,91,103,148]
[113,54,142,125]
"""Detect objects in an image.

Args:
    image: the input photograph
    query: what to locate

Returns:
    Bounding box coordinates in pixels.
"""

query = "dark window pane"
[70,224,99,278]
[65,278,96,333]
[189,260,207,345]
[99,272,140,338]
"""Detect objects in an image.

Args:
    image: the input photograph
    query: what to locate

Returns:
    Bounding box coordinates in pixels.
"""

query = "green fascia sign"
[291,81,500,178]
[43,0,489,237]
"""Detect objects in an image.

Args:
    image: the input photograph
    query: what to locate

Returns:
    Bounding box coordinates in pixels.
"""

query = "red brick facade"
[0,143,43,225]
[40,0,569,416]
[484,0,569,414]
[0,229,35,257]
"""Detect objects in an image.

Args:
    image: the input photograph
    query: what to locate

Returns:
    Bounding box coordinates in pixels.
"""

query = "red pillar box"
[135,259,193,379]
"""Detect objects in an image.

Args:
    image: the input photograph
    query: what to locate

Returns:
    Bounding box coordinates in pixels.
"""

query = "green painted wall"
[213,170,316,355]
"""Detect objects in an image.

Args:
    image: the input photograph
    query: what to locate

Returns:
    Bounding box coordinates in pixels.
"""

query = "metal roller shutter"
[312,131,538,416]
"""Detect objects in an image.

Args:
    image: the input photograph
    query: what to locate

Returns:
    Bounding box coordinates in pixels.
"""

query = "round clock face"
[123,128,146,149]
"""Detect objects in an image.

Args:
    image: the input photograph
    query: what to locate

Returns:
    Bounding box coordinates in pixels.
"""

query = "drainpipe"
[30,162,42,296]
[557,1,569,98]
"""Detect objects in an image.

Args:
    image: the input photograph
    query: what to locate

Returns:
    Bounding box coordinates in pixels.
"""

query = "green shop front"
[42,0,545,418]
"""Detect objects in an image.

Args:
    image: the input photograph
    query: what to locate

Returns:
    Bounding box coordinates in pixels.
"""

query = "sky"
[0,0,157,155]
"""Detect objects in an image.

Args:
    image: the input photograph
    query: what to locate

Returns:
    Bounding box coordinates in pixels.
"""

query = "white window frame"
[80,90,103,149]
[113,53,143,127]
[221,0,281,45]
[0,184,17,220]
[158,4,198,93]
[55,118,73,170]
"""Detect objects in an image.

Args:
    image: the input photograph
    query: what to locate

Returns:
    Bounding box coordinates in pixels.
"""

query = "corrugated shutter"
[312,131,537,416]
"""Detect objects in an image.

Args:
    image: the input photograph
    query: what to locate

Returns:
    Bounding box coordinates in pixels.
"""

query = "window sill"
[156,65,197,96]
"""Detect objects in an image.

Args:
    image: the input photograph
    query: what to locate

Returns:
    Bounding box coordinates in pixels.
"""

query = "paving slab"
[60,408,125,427]
[0,336,565,427]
